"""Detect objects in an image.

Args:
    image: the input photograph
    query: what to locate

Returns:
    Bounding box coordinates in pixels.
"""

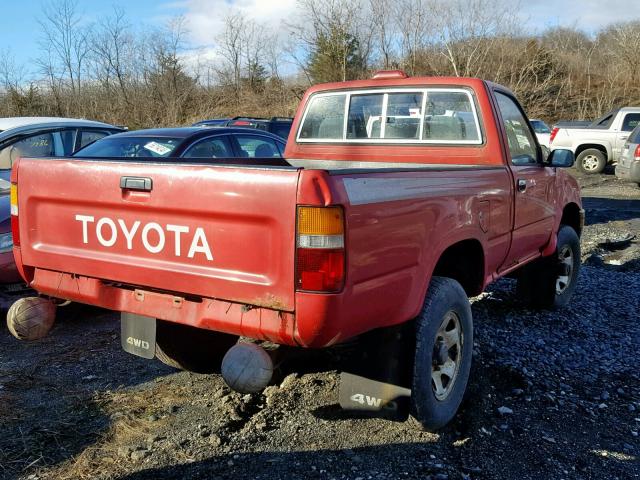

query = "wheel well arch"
[575,143,608,161]
[432,239,485,297]
[561,202,582,237]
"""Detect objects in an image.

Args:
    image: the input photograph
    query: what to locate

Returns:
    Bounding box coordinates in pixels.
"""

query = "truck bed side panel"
[293,167,513,346]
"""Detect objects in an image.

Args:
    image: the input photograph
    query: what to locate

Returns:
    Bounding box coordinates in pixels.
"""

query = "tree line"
[1,0,639,129]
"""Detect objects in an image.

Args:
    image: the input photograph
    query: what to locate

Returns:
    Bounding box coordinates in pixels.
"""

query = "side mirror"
[547,148,574,168]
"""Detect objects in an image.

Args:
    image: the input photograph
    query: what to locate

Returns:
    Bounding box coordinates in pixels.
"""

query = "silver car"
[615,123,640,187]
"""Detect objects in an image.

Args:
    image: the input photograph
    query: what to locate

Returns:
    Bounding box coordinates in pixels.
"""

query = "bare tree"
[38,0,90,95]
[216,12,247,96]
[91,7,134,107]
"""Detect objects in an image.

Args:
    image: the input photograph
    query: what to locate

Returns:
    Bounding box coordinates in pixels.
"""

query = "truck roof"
[304,74,497,96]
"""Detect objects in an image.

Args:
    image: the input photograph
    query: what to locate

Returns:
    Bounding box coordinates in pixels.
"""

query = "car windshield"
[530,120,551,134]
[74,136,182,158]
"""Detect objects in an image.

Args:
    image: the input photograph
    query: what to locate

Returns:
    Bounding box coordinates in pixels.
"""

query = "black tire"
[576,148,606,174]
[410,276,473,431]
[517,225,581,309]
[155,320,238,374]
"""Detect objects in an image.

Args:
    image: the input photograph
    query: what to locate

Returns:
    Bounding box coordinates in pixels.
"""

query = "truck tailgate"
[16,159,300,311]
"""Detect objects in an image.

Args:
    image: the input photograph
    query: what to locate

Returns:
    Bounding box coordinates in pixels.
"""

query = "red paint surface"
[12,77,582,348]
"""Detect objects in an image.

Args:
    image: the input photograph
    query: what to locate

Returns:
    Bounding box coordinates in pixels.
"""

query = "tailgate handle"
[120,176,152,191]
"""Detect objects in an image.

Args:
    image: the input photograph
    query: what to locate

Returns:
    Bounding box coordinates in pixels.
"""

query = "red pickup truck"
[8,71,583,430]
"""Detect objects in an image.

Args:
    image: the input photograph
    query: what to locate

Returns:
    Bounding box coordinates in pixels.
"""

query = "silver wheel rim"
[556,245,574,295]
[431,311,463,401]
[582,155,600,171]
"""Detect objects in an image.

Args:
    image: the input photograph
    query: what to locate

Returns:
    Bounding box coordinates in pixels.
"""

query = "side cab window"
[495,92,539,166]
[621,113,640,132]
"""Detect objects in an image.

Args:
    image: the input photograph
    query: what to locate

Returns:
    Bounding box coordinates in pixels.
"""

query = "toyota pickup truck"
[550,106,640,174]
[8,71,583,430]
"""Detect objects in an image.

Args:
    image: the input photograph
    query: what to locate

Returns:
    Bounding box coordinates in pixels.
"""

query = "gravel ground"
[0,170,638,480]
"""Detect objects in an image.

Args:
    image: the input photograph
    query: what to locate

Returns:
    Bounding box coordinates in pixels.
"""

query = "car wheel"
[517,225,581,309]
[576,149,607,174]
[410,276,473,431]
[155,320,238,373]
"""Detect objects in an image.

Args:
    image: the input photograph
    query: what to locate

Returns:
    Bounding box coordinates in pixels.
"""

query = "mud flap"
[338,323,413,421]
[339,372,411,420]
[121,313,156,359]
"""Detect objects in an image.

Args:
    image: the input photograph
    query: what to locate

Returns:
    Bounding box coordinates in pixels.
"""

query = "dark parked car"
[0,117,123,283]
[193,116,293,139]
[74,127,287,161]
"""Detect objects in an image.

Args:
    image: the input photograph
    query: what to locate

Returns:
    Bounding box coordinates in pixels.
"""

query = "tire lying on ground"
[517,224,581,309]
[410,276,473,431]
[6,296,57,341]
[155,320,239,374]
[576,148,607,174]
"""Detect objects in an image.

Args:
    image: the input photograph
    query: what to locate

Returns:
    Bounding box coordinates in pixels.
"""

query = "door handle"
[120,176,152,191]
[517,179,527,192]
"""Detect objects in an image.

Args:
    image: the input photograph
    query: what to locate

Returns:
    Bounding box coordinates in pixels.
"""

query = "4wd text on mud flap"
[75,215,213,260]
[126,336,150,350]
[350,393,398,411]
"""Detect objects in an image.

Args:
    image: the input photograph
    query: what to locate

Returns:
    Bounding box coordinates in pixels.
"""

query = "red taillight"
[11,216,19,247]
[296,206,345,293]
[232,120,252,126]
[296,248,344,292]
[550,127,559,144]
[634,144,640,160]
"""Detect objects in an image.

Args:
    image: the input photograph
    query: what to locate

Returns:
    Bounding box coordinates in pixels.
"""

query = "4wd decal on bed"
[74,214,213,260]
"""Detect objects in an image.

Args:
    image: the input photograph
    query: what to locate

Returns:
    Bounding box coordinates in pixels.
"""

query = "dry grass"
[40,382,191,480]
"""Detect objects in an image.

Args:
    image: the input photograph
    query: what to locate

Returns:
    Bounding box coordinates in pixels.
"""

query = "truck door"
[493,91,556,267]
[613,112,640,161]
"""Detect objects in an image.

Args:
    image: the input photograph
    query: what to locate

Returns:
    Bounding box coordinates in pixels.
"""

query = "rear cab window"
[297,87,482,144]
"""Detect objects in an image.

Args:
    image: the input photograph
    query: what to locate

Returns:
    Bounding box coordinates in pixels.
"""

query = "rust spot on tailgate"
[249,294,289,311]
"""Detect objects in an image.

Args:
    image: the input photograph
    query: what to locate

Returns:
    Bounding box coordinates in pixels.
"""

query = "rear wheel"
[517,225,580,309]
[410,277,473,431]
[576,148,606,174]
[155,320,238,373]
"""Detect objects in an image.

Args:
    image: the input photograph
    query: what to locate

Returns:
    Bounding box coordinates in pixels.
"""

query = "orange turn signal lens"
[297,206,343,236]
[10,184,18,216]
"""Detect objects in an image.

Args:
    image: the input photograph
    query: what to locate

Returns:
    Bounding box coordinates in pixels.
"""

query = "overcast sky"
[1,0,638,74]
